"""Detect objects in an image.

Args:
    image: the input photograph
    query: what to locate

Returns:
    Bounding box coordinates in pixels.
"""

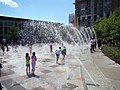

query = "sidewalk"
[81,49,120,90]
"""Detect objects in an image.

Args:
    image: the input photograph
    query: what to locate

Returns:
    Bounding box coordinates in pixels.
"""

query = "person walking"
[31,52,37,76]
[28,40,32,56]
[93,38,97,50]
[29,45,32,56]
[97,38,102,49]
[6,44,9,52]
[1,44,5,55]
[55,47,61,64]
[50,44,53,53]
[61,46,66,64]
[0,63,3,77]
[25,53,30,75]
[90,38,94,53]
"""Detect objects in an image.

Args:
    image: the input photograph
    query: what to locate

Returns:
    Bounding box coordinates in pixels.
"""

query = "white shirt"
[55,49,60,55]
[90,39,94,45]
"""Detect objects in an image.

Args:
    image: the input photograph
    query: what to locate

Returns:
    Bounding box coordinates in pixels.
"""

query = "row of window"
[0,21,17,26]
[0,20,24,38]
[0,20,23,28]
[80,15,98,26]
[78,0,112,16]
[0,26,10,35]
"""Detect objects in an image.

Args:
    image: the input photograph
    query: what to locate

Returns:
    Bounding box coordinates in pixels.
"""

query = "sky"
[0,0,75,24]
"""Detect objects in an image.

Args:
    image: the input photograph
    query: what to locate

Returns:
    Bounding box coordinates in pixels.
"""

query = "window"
[82,17,85,25]
[87,7,91,14]
[88,16,91,26]
[4,21,8,26]
[0,28,3,34]
[8,21,14,26]
[15,22,18,27]
[0,21,3,26]
[81,10,86,15]
[4,27,8,34]
[94,15,97,21]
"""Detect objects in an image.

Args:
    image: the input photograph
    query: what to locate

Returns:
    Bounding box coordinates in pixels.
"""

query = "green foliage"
[102,45,120,64]
[94,8,120,42]
[8,25,20,41]
[93,18,104,38]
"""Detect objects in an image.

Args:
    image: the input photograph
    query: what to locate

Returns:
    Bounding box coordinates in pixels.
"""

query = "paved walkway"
[0,44,120,90]
[84,49,120,90]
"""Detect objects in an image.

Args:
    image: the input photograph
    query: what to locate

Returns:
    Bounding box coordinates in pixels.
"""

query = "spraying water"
[20,21,94,46]
[19,20,97,89]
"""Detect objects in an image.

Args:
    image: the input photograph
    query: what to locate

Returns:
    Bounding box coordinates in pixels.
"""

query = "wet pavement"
[0,44,84,90]
[0,44,120,90]
[81,49,120,90]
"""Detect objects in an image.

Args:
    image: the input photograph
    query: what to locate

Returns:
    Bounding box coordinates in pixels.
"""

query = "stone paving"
[0,44,120,90]
[81,49,120,90]
[0,44,84,90]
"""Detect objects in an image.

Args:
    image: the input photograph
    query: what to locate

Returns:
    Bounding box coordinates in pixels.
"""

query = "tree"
[94,7,120,45]
[93,18,104,38]
[110,8,120,43]
[8,25,20,41]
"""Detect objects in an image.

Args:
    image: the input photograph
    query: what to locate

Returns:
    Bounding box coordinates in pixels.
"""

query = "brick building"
[74,0,120,29]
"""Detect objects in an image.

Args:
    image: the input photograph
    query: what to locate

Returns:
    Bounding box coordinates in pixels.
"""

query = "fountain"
[19,20,97,89]
[20,20,95,46]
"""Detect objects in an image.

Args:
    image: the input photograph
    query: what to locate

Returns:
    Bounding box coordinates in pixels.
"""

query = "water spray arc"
[20,21,98,89]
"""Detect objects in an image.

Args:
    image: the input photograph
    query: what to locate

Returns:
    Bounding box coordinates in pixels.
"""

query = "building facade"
[69,13,75,26]
[74,0,120,28]
[0,16,63,43]
[0,16,29,42]
[112,0,120,11]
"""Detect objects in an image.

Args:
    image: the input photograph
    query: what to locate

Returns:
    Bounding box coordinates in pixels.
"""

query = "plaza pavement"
[0,44,120,90]
[81,48,120,90]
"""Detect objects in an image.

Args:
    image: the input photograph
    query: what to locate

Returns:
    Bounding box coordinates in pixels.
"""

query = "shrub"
[102,45,120,64]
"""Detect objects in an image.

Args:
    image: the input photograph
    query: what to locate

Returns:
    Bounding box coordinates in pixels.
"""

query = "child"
[25,53,30,74]
[29,45,32,56]
[50,44,52,53]
[31,52,37,76]
[55,47,61,64]
[61,46,66,64]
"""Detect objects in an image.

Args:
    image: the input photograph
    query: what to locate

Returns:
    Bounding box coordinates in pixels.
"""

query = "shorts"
[56,54,60,57]
[32,62,36,71]
[26,64,30,67]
